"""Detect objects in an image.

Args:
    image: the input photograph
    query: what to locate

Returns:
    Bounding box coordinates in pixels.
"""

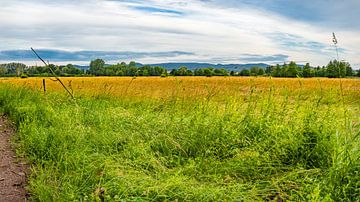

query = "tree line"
[0,59,359,78]
[88,60,167,76]
[0,63,83,77]
[265,61,355,78]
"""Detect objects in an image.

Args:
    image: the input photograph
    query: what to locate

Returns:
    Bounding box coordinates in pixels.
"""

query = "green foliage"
[88,60,167,76]
[287,61,300,77]
[250,66,263,76]
[240,69,250,76]
[170,66,193,76]
[214,68,228,76]
[0,67,8,76]
[89,59,105,76]
[203,68,213,77]
[0,62,26,76]
[325,60,352,78]
[258,68,265,75]
[302,63,313,78]
[0,59,357,78]
[193,68,229,77]
[138,65,167,76]
[264,61,357,78]
[20,73,28,78]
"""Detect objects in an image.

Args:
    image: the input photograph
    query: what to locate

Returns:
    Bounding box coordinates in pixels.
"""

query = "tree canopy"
[0,59,358,78]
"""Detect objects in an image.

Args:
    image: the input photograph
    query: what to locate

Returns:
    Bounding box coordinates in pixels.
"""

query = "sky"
[0,0,359,67]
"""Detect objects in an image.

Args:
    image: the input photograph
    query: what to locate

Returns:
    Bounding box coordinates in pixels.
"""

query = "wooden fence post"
[42,79,46,93]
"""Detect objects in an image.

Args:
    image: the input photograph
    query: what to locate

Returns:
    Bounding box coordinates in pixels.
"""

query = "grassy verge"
[0,81,359,201]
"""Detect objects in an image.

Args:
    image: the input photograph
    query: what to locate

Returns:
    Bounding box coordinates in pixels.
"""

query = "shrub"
[20,73,28,78]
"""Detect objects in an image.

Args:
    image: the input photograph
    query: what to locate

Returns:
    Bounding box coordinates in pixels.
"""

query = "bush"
[20,73,28,78]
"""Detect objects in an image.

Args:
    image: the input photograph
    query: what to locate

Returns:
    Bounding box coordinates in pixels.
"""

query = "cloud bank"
[0,50,194,62]
[0,0,359,67]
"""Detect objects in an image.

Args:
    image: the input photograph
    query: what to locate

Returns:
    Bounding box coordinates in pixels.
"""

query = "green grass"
[0,83,359,201]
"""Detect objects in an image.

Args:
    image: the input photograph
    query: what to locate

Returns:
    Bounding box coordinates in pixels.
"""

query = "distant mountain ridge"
[75,62,269,71]
[139,62,269,71]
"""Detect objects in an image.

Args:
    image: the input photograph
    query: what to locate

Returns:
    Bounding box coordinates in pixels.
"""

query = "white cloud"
[0,0,359,67]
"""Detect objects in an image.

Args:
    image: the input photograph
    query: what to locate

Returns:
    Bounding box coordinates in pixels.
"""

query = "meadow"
[0,77,359,201]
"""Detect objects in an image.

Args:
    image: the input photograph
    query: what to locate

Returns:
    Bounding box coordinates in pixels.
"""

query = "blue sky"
[0,0,359,67]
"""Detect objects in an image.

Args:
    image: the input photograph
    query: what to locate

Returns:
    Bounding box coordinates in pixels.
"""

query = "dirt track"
[0,116,28,202]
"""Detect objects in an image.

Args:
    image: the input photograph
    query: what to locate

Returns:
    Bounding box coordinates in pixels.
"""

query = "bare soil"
[0,116,28,202]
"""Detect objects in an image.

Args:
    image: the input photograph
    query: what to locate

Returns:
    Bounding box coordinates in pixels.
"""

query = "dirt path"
[0,116,28,202]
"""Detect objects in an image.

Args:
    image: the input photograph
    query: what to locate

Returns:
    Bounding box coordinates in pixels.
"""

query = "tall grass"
[0,77,359,201]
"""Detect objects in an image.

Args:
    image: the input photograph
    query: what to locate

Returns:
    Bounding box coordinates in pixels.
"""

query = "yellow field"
[2,77,359,103]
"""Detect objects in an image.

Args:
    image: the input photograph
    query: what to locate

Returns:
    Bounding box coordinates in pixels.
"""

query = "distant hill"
[139,63,269,71]
[74,65,89,70]
[76,62,269,71]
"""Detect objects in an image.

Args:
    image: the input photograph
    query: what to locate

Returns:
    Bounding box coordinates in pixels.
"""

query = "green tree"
[170,69,178,76]
[302,63,312,78]
[286,61,298,77]
[326,61,337,78]
[89,59,105,76]
[326,60,351,78]
[129,61,136,68]
[194,68,205,76]
[64,64,83,75]
[127,66,138,76]
[250,67,260,76]
[0,67,8,76]
[265,66,274,75]
[314,66,324,77]
[177,66,188,76]
[203,68,213,77]
[272,64,281,77]
[186,70,193,76]
[258,68,265,76]
[54,65,61,76]
[346,65,353,77]
[240,69,250,76]
[214,68,228,76]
